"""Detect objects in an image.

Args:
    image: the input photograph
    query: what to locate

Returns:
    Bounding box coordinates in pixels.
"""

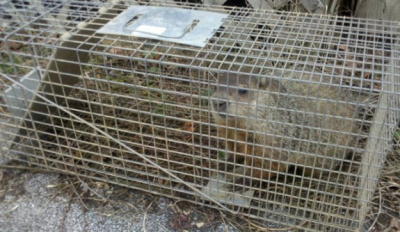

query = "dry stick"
[1,73,240,214]
[202,207,217,232]
[66,175,90,211]
[83,205,88,232]
[143,198,157,232]
[382,169,400,175]
[367,186,383,232]
[38,190,63,213]
[218,210,238,231]
[0,205,19,215]
[383,223,395,232]
[0,165,61,173]
[243,217,307,231]
[61,194,73,232]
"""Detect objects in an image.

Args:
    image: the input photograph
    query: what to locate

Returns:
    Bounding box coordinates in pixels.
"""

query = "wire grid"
[1,0,400,231]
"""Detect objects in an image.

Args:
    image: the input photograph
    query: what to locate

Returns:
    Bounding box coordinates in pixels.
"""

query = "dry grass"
[365,149,400,231]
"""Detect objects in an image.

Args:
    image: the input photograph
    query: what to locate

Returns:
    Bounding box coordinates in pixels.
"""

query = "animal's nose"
[213,100,227,112]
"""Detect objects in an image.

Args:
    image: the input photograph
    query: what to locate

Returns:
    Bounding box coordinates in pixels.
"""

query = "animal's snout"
[213,100,228,113]
[212,86,230,117]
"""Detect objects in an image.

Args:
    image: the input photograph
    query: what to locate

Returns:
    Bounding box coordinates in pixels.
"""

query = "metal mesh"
[1,0,400,231]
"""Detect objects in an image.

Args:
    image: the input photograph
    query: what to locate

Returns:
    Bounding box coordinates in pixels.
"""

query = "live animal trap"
[1,0,400,231]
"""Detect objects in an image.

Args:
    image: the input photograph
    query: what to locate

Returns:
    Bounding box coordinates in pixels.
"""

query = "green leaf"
[149,67,160,73]
[218,151,226,158]
[152,108,163,115]
[394,130,400,140]
[202,89,213,97]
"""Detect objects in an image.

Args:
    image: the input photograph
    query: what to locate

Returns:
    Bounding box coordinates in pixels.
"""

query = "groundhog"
[211,70,361,190]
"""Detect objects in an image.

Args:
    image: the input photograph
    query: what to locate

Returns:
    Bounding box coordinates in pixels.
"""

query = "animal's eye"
[238,89,248,95]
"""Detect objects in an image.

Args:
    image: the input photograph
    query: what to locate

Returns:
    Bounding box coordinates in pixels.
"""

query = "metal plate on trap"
[199,171,254,208]
[96,6,228,47]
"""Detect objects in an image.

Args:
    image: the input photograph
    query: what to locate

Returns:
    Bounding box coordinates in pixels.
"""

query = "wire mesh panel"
[1,0,400,231]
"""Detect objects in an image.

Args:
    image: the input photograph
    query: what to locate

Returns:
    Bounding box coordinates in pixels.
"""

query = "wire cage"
[1,0,400,231]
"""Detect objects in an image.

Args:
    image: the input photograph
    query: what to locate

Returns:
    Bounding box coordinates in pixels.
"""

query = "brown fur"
[211,71,362,188]
[216,117,286,181]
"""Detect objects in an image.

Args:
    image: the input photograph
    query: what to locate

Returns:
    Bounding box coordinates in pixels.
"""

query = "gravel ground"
[0,170,239,232]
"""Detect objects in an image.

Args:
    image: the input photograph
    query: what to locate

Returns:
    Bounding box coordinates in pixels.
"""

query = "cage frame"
[1,0,400,231]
